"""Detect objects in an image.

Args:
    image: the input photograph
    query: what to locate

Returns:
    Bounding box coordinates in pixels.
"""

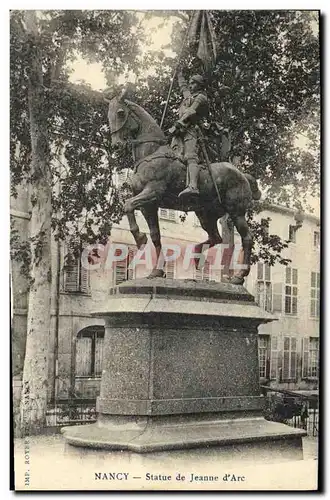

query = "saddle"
[133,147,187,172]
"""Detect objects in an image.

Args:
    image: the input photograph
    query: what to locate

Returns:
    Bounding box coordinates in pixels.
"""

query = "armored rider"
[170,68,209,198]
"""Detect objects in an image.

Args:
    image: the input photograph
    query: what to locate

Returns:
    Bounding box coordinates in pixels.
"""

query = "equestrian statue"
[106,69,261,286]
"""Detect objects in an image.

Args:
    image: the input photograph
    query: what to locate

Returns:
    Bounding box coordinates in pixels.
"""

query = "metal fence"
[45,389,319,437]
[261,386,319,437]
[46,399,97,428]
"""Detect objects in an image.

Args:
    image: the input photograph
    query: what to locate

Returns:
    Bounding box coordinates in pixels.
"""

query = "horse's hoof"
[147,269,165,279]
[136,233,148,249]
[229,276,245,285]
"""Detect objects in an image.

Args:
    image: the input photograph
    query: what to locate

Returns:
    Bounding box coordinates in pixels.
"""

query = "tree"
[10,9,145,434]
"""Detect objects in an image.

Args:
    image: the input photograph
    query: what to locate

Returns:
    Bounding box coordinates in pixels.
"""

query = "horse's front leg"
[141,205,165,279]
[124,183,161,249]
[124,182,166,278]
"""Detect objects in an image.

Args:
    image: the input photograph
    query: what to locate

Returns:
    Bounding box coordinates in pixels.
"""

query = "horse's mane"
[125,100,166,139]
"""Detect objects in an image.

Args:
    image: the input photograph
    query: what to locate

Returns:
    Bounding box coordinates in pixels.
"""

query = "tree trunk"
[19,11,52,436]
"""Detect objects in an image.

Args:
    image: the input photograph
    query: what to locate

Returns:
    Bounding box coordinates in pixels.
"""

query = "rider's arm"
[178,69,191,99]
[189,93,208,112]
[178,94,208,124]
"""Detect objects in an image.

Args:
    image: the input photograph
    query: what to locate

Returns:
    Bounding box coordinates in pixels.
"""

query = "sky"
[69,13,175,89]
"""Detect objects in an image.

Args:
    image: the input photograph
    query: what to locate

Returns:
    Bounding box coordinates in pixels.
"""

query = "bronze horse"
[107,90,261,285]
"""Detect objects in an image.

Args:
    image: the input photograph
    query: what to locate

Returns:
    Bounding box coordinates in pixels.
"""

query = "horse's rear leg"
[193,210,222,270]
[230,213,253,285]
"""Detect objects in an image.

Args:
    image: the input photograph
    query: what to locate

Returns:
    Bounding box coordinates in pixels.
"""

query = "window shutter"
[64,264,79,292]
[270,336,278,379]
[272,283,283,312]
[114,247,127,285]
[127,246,136,281]
[165,260,175,279]
[266,282,272,312]
[290,338,297,379]
[169,209,176,221]
[292,269,298,285]
[302,337,309,378]
[264,264,271,282]
[204,260,210,282]
[257,263,263,280]
[80,266,90,293]
[311,272,316,288]
[283,337,290,380]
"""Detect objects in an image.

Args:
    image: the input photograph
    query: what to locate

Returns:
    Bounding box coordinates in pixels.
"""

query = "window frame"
[302,337,319,379]
[288,224,297,243]
[256,263,272,312]
[282,336,297,381]
[258,335,270,379]
[284,267,298,316]
[313,231,320,250]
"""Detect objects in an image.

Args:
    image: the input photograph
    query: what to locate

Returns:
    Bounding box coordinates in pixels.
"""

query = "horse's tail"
[245,173,261,200]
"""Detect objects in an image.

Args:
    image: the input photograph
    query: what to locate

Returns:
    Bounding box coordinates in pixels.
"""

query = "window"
[194,260,210,281]
[302,337,319,378]
[283,337,297,380]
[114,246,136,285]
[310,272,320,318]
[288,225,297,243]
[165,260,176,279]
[75,327,105,378]
[258,335,278,379]
[63,244,90,294]
[256,263,272,312]
[313,231,320,249]
[258,335,270,378]
[159,208,176,222]
[285,267,298,315]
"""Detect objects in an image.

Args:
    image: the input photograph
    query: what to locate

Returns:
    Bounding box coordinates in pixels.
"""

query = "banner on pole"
[187,11,217,72]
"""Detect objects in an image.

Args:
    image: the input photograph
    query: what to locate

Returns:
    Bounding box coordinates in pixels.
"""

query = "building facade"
[11,190,320,403]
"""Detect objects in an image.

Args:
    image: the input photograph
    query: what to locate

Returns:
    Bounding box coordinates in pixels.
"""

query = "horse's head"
[106,88,140,146]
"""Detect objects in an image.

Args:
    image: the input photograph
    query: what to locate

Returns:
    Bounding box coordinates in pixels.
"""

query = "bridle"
[109,101,167,146]
[109,101,140,137]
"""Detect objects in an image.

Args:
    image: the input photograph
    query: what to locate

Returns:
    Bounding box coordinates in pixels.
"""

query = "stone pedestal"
[62,279,306,459]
